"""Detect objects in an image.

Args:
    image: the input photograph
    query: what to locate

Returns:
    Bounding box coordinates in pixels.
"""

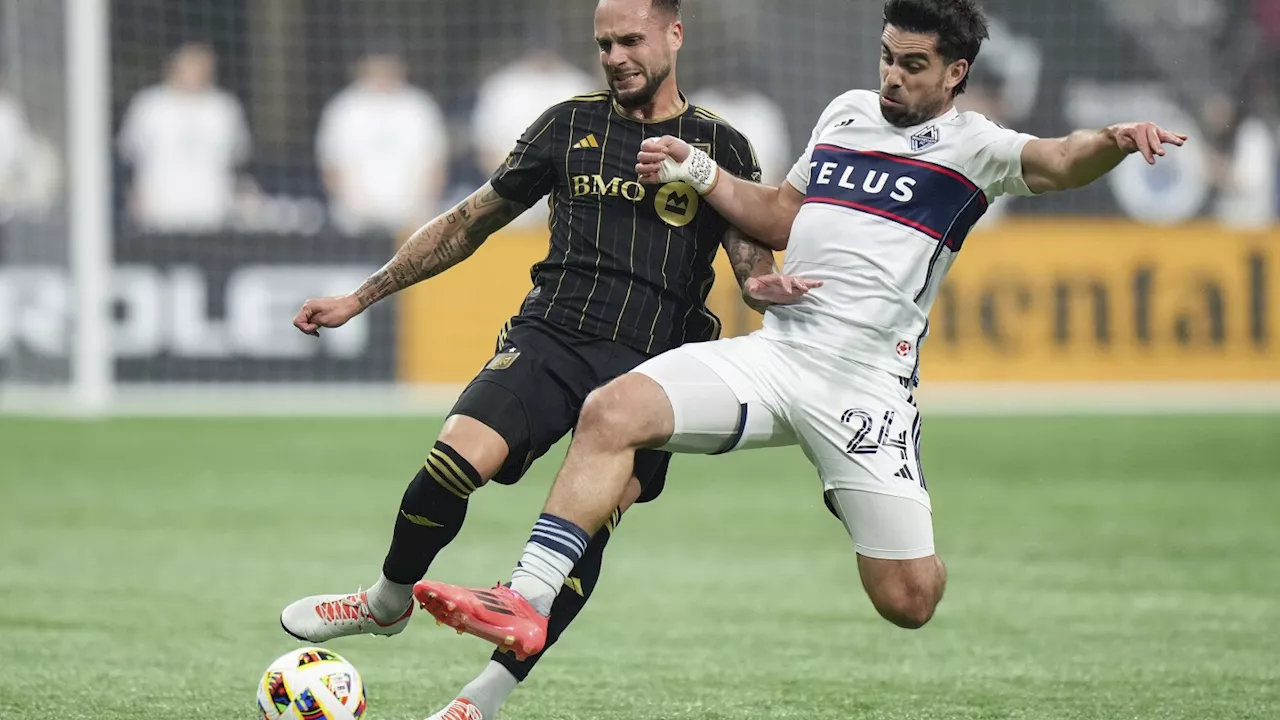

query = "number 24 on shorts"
[839,408,926,490]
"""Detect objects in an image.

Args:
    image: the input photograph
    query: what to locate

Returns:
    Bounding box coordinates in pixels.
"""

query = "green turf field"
[1,415,1277,719]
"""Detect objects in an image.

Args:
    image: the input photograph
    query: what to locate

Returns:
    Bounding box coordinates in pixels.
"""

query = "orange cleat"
[426,697,484,720]
[413,580,547,661]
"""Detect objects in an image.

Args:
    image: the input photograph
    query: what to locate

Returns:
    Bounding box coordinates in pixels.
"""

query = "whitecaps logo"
[910,126,939,151]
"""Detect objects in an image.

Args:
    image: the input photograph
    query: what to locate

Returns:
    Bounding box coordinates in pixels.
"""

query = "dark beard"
[881,103,925,127]
[612,64,670,109]
[880,84,949,127]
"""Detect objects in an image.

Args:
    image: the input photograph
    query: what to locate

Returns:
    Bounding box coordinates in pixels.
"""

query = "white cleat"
[280,590,412,643]
[426,698,486,720]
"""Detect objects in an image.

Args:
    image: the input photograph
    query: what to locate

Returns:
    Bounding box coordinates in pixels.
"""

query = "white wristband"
[655,141,720,195]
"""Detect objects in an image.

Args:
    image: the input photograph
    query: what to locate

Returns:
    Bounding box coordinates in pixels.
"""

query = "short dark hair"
[651,0,682,18]
[882,0,989,96]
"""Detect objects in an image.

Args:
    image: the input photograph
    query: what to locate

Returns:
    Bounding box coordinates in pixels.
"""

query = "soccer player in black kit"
[280,1,815,718]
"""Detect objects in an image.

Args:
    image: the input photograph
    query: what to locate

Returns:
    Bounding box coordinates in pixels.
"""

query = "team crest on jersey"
[486,349,521,371]
[910,125,939,151]
[690,142,712,157]
[655,181,699,227]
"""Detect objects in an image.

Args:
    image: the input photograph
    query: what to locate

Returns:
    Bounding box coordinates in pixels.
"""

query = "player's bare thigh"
[578,336,798,456]
[439,413,646,507]
[631,336,796,455]
[574,373,679,451]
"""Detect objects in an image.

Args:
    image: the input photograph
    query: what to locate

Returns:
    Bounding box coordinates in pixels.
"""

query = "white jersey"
[761,89,1038,381]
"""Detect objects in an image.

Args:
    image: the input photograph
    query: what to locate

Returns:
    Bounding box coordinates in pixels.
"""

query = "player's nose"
[603,49,629,69]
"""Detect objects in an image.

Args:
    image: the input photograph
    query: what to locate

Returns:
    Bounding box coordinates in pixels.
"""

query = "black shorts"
[448,316,671,503]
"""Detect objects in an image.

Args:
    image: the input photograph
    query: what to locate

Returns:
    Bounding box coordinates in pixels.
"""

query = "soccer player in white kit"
[413,0,1187,657]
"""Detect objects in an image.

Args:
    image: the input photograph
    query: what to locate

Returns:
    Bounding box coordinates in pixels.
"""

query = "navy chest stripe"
[820,146,985,197]
[804,145,988,251]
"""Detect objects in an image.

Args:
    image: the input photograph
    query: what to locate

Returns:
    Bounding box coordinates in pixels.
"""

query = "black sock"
[381,442,484,585]
[493,507,623,681]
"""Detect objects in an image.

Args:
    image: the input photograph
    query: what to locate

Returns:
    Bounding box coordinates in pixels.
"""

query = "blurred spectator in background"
[1215,50,1280,228]
[316,50,448,239]
[471,39,594,227]
[691,76,790,186]
[0,74,33,222]
[0,70,62,223]
[117,42,252,233]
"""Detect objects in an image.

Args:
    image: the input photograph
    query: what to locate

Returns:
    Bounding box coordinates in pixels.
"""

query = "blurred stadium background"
[1,2,1278,720]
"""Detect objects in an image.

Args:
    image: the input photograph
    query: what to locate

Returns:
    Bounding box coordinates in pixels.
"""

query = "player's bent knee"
[858,554,945,630]
[437,415,511,483]
[577,374,674,449]
[873,590,938,629]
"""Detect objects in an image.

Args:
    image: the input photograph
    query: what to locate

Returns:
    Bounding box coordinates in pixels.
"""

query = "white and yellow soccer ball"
[257,647,367,720]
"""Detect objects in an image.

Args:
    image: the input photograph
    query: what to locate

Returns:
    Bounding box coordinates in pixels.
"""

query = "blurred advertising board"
[918,220,1278,381]
[0,231,396,382]
[398,221,1280,384]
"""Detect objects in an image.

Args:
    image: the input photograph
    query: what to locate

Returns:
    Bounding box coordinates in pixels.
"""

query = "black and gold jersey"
[490,90,762,356]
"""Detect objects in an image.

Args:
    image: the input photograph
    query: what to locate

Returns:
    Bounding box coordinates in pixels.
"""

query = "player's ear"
[945,59,969,96]
[669,20,683,50]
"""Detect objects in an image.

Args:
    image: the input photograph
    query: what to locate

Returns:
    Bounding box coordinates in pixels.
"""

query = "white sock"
[510,542,575,616]
[366,573,413,624]
[456,661,519,719]
[510,514,590,616]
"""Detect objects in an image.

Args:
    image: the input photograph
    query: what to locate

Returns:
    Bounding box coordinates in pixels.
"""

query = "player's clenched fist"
[637,135,719,194]
[1108,122,1187,165]
[636,135,690,182]
[293,295,363,336]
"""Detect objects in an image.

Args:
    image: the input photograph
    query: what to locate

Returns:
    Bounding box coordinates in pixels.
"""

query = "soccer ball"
[257,647,367,720]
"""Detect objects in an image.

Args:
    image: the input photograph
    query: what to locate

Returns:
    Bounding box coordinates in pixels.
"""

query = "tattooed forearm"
[353,183,527,308]
[724,227,779,314]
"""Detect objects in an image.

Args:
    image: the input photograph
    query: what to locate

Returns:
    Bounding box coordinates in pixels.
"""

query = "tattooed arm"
[354,183,526,307]
[292,183,527,335]
[722,226,823,314]
[722,227,779,314]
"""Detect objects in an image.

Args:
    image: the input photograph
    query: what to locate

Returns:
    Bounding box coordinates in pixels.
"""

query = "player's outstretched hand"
[744,274,823,305]
[637,135,692,183]
[293,295,362,337]
[1109,122,1188,165]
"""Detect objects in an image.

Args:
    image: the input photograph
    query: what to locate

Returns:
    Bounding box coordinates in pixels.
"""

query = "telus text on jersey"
[808,160,918,202]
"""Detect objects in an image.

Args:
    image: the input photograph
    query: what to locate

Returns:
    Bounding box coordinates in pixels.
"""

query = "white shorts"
[633,332,934,560]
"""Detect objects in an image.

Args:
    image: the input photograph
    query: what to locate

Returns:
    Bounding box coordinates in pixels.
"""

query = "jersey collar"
[611,90,690,124]
[898,104,959,133]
